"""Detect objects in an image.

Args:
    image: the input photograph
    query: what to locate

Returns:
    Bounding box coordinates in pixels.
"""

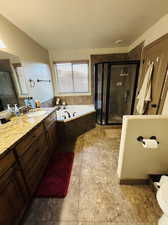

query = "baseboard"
[119,178,149,185]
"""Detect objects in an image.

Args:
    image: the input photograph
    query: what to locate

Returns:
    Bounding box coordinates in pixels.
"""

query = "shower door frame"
[95,60,140,125]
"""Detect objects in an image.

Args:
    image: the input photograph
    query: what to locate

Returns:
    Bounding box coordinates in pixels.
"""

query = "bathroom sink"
[27,111,47,117]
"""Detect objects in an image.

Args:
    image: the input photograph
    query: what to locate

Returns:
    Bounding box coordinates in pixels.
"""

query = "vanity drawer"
[20,136,50,194]
[16,123,44,157]
[32,123,44,138]
[0,151,15,177]
[44,111,56,129]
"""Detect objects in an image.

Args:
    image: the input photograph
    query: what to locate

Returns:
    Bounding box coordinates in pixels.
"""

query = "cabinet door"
[19,133,50,195]
[0,165,26,225]
[27,149,50,194]
[47,122,57,154]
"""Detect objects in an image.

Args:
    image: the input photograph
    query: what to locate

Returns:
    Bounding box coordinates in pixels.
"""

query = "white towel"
[136,62,154,114]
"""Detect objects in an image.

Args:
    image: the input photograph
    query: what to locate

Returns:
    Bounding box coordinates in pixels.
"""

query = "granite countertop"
[0,107,56,155]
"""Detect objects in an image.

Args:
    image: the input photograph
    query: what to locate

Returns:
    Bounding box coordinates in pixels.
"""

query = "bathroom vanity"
[0,108,57,225]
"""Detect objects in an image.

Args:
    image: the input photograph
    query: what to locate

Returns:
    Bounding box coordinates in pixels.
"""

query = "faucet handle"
[73,112,76,117]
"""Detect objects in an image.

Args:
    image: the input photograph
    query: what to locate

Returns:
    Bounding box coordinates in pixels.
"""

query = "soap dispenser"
[14,104,20,116]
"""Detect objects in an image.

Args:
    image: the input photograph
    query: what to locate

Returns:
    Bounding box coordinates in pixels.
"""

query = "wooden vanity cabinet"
[24,134,50,195]
[44,111,57,154]
[0,152,28,225]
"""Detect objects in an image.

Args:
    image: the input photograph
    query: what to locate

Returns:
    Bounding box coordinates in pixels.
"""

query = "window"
[55,61,89,94]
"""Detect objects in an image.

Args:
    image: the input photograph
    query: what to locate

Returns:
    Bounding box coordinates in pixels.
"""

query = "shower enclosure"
[95,61,139,125]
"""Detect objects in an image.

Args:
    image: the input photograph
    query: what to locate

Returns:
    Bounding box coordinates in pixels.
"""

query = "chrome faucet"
[64,111,71,118]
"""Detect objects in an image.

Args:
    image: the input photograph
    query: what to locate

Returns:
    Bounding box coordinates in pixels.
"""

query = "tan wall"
[118,115,168,180]
[129,14,168,51]
[49,47,128,61]
[0,15,49,63]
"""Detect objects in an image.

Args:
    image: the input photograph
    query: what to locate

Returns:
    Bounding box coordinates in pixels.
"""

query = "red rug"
[36,152,74,198]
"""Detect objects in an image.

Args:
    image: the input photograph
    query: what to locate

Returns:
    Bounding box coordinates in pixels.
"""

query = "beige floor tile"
[78,179,135,223]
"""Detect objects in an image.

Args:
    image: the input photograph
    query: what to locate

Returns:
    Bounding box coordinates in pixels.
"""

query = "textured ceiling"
[0,0,168,50]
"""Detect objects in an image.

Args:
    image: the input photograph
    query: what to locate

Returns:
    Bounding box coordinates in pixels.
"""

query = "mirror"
[0,50,27,111]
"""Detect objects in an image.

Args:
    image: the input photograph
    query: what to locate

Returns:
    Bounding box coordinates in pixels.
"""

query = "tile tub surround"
[0,107,56,155]
[56,95,93,105]
[23,127,161,225]
[41,97,55,107]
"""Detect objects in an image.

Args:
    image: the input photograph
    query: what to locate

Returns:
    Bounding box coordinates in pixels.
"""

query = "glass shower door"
[107,64,137,124]
[95,63,109,125]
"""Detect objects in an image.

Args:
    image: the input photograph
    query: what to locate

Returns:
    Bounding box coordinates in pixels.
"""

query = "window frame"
[54,60,91,96]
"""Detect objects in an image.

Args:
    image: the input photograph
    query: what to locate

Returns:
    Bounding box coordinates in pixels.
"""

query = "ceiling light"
[115,40,123,44]
[0,40,6,48]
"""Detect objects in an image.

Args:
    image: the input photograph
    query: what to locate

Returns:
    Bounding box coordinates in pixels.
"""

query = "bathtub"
[56,105,96,142]
[56,105,95,122]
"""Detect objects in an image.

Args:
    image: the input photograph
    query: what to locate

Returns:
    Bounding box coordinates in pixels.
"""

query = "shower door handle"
[124,90,129,103]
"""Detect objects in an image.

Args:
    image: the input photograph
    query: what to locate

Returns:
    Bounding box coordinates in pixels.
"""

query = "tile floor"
[23,127,162,225]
